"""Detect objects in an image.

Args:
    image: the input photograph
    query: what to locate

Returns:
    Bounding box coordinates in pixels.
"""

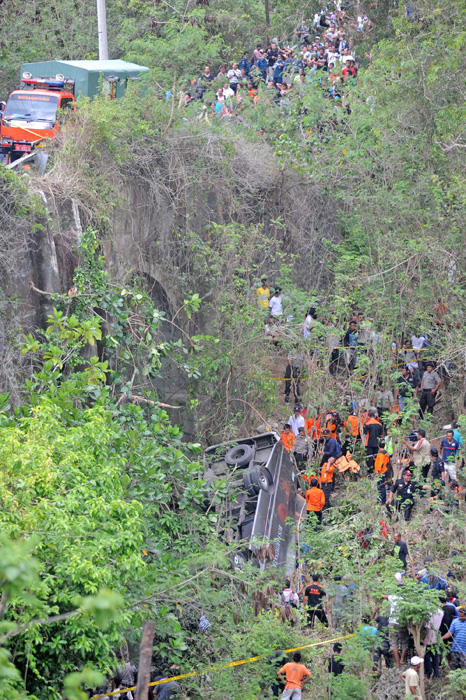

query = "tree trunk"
[134,621,156,700]
[409,624,426,699]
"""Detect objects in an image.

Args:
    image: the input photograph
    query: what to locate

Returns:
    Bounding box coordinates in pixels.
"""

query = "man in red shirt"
[277,651,311,699]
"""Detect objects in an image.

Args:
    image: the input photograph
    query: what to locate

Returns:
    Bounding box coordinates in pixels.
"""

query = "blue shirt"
[323,437,341,459]
[440,438,459,463]
[213,101,223,116]
[453,429,464,447]
[360,625,378,650]
[273,60,285,81]
[448,618,466,653]
[239,56,250,74]
[257,57,268,73]
[446,601,459,618]
[419,574,447,590]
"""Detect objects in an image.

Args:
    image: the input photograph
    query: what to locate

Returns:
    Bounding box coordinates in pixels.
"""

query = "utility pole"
[97,0,109,60]
[264,0,270,45]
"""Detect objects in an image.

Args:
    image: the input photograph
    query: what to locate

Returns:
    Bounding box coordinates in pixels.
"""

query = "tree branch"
[130,395,182,409]
[0,591,8,618]
[0,609,80,643]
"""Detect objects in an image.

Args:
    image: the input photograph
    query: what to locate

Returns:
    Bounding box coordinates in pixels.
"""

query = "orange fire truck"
[0,73,76,162]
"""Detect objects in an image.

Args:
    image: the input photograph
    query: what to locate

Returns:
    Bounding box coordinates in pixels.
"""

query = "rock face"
[1,134,341,418]
[7,131,340,325]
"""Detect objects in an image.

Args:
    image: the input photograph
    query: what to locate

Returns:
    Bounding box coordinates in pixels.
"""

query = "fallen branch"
[29,281,100,299]
[130,395,182,409]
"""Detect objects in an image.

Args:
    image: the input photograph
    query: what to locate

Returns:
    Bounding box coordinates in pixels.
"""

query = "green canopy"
[19,59,149,99]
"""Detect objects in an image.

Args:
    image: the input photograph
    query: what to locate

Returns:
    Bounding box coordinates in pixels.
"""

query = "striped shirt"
[448,618,466,653]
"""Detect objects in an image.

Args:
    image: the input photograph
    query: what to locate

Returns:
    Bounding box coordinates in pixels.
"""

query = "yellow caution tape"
[2,119,50,144]
[90,633,355,698]
[283,631,355,653]
[249,375,309,381]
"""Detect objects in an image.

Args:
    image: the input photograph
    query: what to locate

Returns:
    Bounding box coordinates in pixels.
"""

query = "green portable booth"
[19,59,150,99]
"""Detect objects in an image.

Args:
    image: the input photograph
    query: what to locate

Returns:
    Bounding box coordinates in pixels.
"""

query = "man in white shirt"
[327,50,340,66]
[227,64,241,93]
[268,287,283,317]
[289,406,305,436]
[382,581,409,668]
[403,429,431,478]
[401,657,423,698]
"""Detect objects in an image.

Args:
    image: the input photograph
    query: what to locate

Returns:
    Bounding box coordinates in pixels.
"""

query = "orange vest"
[374,450,389,475]
[321,462,335,483]
[326,419,337,439]
[302,473,318,485]
[305,486,325,511]
[281,431,295,452]
[364,417,382,446]
[305,417,322,440]
[344,415,360,438]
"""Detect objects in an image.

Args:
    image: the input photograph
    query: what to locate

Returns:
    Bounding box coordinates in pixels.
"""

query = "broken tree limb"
[130,395,182,409]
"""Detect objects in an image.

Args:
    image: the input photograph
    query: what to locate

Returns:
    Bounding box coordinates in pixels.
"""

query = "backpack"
[281,588,299,608]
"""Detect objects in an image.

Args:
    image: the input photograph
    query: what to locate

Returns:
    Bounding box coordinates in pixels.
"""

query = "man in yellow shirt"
[256,275,270,309]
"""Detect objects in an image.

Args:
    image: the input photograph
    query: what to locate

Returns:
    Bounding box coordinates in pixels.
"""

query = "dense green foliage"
[1,0,466,698]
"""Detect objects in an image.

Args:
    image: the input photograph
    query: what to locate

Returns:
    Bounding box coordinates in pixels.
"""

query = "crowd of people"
[259,271,466,531]
[92,653,181,699]
[257,275,455,420]
[280,401,464,522]
[261,279,466,695]
[179,5,370,119]
[274,555,466,697]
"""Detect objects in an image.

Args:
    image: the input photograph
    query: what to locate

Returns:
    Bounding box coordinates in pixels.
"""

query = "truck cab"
[0,75,75,161]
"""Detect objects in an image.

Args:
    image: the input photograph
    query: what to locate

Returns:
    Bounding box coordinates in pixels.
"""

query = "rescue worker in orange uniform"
[325,412,338,440]
[364,410,383,472]
[280,423,295,452]
[305,412,322,448]
[305,478,325,525]
[343,411,361,451]
[374,442,390,504]
[320,457,335,510]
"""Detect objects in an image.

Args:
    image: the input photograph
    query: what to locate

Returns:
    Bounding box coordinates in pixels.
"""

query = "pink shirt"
[424,610,443,645]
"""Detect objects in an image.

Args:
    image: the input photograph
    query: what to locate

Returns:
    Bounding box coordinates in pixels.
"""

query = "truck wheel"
[225,444,254,467]
[228,552,246,571]
[249,466,273,492]
[243,469,260,496]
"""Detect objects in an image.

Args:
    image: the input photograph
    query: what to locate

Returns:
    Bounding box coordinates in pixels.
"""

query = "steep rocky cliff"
[0,128,340,426]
